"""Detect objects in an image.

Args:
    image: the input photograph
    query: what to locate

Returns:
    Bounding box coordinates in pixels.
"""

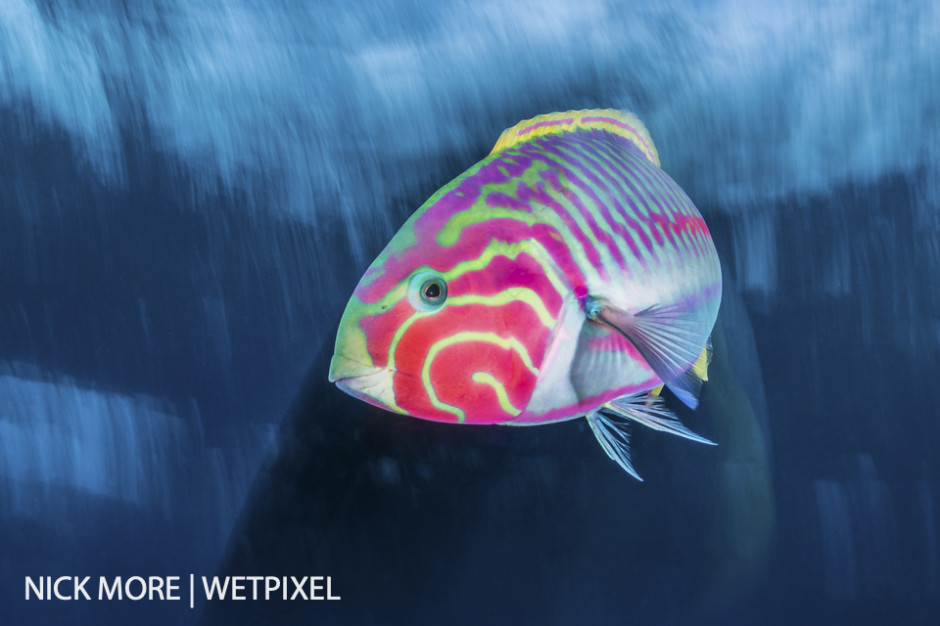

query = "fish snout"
[328,354,398,411]
[328,352,378,383]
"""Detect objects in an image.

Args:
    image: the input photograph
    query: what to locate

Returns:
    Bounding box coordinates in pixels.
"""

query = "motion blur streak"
[2,1,938,223]
[2,1,938,288]
[0,362,271,546]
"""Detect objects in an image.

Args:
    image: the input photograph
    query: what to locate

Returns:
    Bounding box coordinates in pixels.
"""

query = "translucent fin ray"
[586,391,715,479]
[605,394,715,445]
[586,409,643,481]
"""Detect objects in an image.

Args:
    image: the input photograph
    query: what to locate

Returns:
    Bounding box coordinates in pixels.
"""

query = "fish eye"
[408,271,447,311]
[423,281,442,300]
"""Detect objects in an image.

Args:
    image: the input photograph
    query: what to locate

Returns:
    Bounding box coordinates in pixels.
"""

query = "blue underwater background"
[1,1,939,624]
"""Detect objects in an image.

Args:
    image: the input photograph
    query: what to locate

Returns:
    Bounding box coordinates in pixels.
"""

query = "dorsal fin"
[490,109,660,166]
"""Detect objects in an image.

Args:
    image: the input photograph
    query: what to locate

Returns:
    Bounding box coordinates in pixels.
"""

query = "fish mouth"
[328,354,398,411]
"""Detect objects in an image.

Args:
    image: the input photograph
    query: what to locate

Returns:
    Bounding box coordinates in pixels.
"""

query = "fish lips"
[328,354,399,412]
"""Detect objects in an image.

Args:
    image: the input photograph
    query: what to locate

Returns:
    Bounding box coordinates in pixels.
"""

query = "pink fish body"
[329,110,721,478]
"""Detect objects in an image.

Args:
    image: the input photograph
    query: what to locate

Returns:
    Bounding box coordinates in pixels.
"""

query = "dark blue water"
[1,1,938,624]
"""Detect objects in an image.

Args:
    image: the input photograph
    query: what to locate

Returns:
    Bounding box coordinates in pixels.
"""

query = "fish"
[328,109,722,479]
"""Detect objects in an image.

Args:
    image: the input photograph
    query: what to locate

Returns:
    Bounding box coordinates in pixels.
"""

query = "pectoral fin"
[587,298,711,409]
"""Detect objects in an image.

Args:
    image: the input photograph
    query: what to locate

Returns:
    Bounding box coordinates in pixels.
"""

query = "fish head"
[329,199,563,424]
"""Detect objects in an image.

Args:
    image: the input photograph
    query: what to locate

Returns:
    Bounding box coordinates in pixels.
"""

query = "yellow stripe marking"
[448,288,555,327]
[422,332,538,422]
[442,239,568,298]
[437,209,541,247]
[471,372,522,416]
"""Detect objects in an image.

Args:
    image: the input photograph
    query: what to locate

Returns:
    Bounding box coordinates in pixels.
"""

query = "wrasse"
[329,109,722,479]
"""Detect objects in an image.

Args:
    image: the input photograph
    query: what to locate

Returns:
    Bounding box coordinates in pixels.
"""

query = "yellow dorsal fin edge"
[491,109,660,167]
